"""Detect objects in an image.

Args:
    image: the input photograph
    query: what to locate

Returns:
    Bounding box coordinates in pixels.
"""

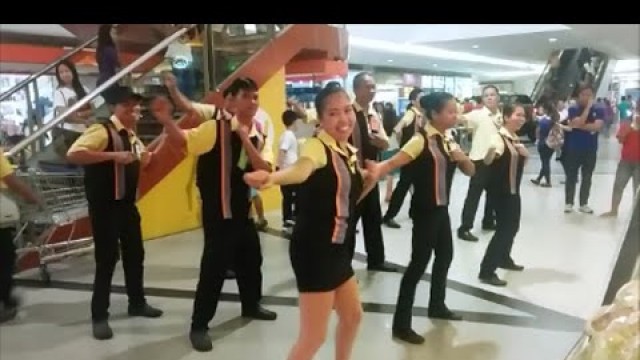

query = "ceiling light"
[472,45,479,49]
[433,64,438,67]
[349,36,544,70]
[387,59,394,63]
[548,38,557,43]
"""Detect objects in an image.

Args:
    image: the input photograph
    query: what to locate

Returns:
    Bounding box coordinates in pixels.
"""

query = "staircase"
[1,24,348,273]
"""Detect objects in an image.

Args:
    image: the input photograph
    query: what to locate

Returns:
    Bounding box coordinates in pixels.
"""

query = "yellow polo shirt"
[401,124,454,159]
[68,116,146,154]
[185,103,274,165]
[299,130,358,173]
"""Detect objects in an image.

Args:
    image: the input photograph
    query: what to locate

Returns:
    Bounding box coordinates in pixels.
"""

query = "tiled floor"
[1,137,635,360]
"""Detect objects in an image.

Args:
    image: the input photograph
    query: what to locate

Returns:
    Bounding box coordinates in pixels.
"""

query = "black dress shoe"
[481,223,496,231]
[242,306,277,321]
[189,330,213,352]
[128,303,164,318]
[368,263,397,272]
[92,320,113,340]
[0,304,18,324]
[428,307,463,321]
[457,230,478,242]
[392,328,425,344]
[499,263,524,271]
[479,273,508,287]
[383,218,401,229]
[225,270,236,279]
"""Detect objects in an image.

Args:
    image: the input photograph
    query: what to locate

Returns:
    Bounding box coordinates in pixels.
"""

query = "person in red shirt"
[602,106,640,217]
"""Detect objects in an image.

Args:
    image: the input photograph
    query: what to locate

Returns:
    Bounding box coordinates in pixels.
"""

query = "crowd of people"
[0,60,638,360]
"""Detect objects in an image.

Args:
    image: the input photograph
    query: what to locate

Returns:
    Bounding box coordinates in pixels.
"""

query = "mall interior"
[0,24,639,360]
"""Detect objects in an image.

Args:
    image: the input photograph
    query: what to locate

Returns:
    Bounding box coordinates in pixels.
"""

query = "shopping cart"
[12,169,92,283]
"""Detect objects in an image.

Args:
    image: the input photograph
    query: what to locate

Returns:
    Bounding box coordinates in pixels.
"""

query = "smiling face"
[114,98,142,126]
[318,91,356,143]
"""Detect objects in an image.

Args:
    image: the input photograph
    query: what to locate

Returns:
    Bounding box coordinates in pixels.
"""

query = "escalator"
[5,24,347,272]
[531,48,610,105]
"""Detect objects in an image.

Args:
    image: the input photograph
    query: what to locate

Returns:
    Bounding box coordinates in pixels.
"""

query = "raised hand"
[163,72,178,90]
[150,96,174,124]
[243,170,272,189]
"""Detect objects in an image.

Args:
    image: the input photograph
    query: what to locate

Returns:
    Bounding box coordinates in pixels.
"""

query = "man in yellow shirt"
[66,87,163,340]
[0,150,39,323]
[151,77,277,353]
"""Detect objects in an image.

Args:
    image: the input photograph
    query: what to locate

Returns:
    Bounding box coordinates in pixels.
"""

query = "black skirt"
[289,230,354,292]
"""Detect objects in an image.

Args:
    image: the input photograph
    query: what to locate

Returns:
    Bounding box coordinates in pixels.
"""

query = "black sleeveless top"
[84,120,140,204]
[488,133,525,196]
[408,128,457,217]
[196,118,264,220]
[294,140,363,245]
[350,105,379,166]
[399,108,422,147]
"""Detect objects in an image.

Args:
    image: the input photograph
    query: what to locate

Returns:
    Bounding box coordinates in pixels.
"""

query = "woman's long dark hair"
[55,59,87,99]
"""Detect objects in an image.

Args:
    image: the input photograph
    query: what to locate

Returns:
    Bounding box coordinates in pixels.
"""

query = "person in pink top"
[602,106,640,217]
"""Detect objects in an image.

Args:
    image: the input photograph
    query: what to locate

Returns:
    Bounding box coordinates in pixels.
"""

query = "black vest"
[488,135,525,196]
[196,119,263,220]
[294,141,363,245]
[351,105,379,164]
[408,128,457,218]
[399,108,420,147]
[84,120,140,204]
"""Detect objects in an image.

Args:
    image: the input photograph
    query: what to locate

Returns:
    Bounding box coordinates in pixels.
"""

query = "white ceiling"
[347,24,640,79]
[1,24,637,82]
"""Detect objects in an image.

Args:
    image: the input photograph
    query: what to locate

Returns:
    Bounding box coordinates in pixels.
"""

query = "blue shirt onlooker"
[537,116,552,147]
[565,105,604,152]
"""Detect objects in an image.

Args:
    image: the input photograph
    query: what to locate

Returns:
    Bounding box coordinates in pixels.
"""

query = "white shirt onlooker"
[278,129,298,169]
[53,86,99,133]
[463,106,503,161]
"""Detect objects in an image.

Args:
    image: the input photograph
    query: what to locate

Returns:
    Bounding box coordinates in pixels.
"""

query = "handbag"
[0,192,19,227]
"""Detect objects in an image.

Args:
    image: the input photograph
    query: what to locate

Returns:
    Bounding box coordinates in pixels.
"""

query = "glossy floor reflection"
[2,137,633,360]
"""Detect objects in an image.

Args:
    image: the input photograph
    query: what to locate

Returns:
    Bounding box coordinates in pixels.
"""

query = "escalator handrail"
[0,35,99,103]
[4,25,196,158]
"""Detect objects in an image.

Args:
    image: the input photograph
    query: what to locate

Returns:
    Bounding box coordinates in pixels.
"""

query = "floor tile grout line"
[14,278,582,332]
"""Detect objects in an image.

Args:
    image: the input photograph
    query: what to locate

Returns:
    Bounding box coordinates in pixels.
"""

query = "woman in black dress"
[365,92,476,344]
[244,84,369,360]
[479,103,528,286]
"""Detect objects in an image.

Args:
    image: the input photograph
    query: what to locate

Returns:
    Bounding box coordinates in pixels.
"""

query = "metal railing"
[0,35,99,103]
[4,25,196,158]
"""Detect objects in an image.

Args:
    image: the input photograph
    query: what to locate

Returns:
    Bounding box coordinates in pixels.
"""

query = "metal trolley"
[12,169,92,283]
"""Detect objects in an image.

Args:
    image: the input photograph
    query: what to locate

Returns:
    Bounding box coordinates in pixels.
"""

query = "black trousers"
[459,160,495,231]
[348,183,385,266]
[383,167,412,221]
[393,207,453,330]
[89,201,146,321]
[0,227,16,305]
[564,149,597,206]
[480,193,521,275]
[191,214,263,331]
[280,184,297,223]
[537,144,555,184]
